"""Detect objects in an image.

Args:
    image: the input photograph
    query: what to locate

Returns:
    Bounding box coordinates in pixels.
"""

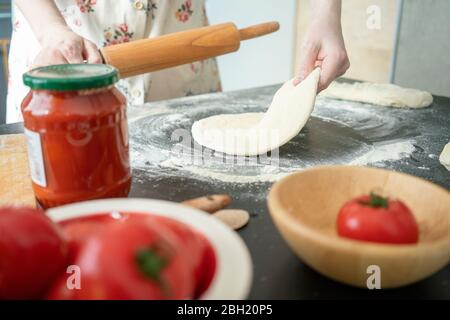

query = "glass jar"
[22,64,131,208]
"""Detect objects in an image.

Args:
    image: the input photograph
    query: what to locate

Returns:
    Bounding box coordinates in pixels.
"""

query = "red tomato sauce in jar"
[22,64,131,208]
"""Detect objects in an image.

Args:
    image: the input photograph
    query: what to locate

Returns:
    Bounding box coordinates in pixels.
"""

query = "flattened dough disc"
[192,68,321,156]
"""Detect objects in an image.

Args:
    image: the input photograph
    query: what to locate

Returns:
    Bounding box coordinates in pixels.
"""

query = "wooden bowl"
[268,165,450,288]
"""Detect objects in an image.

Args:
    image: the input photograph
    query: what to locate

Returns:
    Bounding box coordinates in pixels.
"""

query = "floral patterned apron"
[7,0,221,123]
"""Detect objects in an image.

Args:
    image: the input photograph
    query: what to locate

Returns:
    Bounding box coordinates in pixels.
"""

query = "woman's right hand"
[33,25,102,67]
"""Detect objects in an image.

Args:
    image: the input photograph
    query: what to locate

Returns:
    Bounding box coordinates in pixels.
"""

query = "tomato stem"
[364,192,389,208]
[136,244,171,297]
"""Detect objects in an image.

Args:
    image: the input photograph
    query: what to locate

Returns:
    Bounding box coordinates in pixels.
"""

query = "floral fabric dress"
[7,0,221,123]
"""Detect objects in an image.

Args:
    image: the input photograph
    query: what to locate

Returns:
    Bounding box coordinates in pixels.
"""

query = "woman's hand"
[14,0,103,68]
[294,0,350,92]
[33,25,102,68]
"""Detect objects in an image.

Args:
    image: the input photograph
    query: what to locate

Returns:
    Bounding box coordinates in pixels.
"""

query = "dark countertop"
[1,84,449,299]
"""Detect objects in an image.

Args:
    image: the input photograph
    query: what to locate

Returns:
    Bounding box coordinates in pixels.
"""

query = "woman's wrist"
[310,0,342,25]
[38,22,71,45]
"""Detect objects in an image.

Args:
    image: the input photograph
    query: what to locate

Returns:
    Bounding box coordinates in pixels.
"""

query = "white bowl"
[47,198,253,300]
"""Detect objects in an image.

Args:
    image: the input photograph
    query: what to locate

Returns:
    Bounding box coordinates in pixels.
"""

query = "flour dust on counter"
[127,88,421,185]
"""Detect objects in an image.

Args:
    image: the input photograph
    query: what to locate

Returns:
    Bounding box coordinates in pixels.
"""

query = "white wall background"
[393,0,450,97]
[206,0,297,91]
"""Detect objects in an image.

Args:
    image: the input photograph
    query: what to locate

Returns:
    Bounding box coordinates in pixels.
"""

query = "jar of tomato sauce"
[22,64,131,208]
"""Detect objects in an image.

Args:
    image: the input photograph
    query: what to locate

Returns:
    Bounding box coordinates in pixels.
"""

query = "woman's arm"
[15,0,102,66]
[15,0,67,43]
[295,0,350,91]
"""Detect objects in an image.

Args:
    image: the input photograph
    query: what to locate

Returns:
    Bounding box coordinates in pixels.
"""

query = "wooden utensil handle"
[239,22,280,41]
[101,21,279,79]
[101,23,240,78]
[182,195,232,213]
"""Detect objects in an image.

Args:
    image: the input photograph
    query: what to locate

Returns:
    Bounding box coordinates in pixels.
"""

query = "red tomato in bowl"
[337,193,419,244]
[133,215,216,298]
[0,206,67,299]
[55,213,217,298]
[59,214,121,263]
[193,234,216,298]
[50,219,194,300]
[46,272,75,300]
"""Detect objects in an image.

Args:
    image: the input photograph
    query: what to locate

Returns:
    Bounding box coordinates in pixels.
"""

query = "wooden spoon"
[182,194,231,213]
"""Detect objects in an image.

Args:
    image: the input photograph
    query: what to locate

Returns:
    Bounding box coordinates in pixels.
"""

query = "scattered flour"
[350,141,415,165]
[157,159,289,183]
[132,140,416,184]
[128,92,419,185]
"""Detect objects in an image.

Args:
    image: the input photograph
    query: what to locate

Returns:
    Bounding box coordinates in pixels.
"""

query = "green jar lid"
[23,64,119,91]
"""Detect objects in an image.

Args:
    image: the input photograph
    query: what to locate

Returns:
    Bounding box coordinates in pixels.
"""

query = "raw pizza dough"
[192,68,321,156]
[439,142,450,171]
[320,81,433,108]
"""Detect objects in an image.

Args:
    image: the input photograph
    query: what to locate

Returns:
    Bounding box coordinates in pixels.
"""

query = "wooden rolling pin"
[101,22,279,78]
